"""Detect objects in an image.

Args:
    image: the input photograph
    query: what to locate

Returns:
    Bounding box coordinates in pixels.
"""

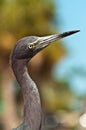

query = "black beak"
[37,30,80,49]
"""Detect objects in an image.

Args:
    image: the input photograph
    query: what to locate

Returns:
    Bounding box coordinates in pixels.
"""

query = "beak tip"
[67,29,80,35]
[68,29,80,36]
[73,30,80,33]
[59,29,80,38]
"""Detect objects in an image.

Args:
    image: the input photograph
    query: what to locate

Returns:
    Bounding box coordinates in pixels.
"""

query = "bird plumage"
[10,30,80,130]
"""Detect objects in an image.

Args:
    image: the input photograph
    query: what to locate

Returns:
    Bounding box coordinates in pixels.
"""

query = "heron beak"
[37,30,80,50]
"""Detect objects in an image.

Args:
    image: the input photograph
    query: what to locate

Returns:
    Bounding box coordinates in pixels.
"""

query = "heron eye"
[28,40,39,49]
[28,42,36,49]
[28,44,34,49]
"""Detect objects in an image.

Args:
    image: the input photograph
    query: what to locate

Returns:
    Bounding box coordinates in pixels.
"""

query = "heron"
[10,30,80,130]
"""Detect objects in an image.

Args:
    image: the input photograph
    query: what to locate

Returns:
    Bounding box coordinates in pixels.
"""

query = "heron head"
[12,30,80,61]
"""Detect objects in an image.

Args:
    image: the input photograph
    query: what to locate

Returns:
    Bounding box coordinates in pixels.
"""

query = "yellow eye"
[28,40,39,49]
[28,44,34,49]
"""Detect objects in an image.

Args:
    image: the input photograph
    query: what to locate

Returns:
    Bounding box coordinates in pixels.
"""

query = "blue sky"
[53,0,86,96]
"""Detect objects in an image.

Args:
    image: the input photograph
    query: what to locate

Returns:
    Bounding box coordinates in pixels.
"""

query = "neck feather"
[11,59,42,130]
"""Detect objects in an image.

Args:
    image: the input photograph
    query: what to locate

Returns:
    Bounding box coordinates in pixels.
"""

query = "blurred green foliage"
[0,0,55,37]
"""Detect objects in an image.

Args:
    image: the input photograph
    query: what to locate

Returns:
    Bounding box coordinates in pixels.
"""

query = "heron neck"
[12,59,42,130]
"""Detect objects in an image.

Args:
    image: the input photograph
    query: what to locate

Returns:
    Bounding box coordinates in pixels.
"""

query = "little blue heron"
[10,30,80,130]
